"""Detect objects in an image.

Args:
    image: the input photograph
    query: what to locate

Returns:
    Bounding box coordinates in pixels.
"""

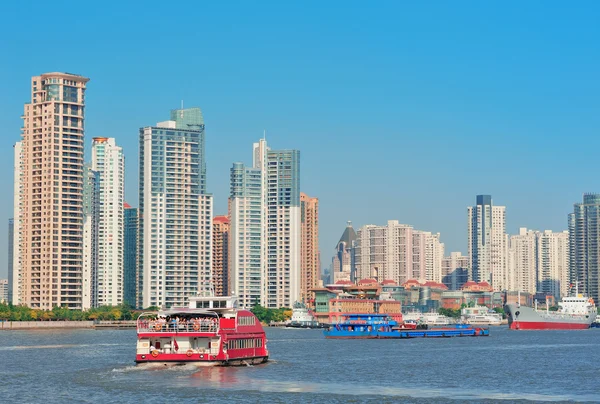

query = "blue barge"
[323,314,489,339]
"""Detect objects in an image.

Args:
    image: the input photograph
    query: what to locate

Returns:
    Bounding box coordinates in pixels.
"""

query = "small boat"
[323,314,489,339]
[402,310,454,326]
[461,305,503,326]
[285,302,327,329]
[135,294,269,365]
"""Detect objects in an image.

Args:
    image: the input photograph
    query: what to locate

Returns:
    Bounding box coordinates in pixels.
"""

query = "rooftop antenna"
[180,100,184,118]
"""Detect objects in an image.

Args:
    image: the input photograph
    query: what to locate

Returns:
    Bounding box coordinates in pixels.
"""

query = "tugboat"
[135,295,268,365]
[285,302,326,329]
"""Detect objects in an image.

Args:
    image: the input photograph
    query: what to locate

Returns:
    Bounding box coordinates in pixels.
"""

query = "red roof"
[358,278,378,285]
[213,215,229,224]
[335,280,354,285]
[381,279,397,285]
[124,202,132,209]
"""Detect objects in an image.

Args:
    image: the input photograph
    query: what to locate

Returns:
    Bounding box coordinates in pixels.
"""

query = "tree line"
[251,303,292,324]
[0,302,147,321]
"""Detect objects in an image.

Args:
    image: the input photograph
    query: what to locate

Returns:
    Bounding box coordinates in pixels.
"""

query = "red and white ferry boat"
[135,295,268,365]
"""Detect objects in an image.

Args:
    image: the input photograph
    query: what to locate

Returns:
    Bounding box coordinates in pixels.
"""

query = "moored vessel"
[323,314,489,339]
[135,295,268,365]
[461,305,503,326]
[505,294,596,330]
[285,302,327,329]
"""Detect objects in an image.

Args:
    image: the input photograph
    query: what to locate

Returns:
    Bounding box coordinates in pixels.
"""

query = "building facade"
[8,219,13,304]
[508,228,538,295]
[569,193,600,302]
[212,216,229,297]
[467,195,507,291]
[11,143,22,305]
[92,137,124,306]
[537,230,569,299]
[139,108,213,309]
[331,222,356,283]
[82,165,99,309]
[14,73,89,309]
[355,221,444,285]
[441,252,469,290]
[300,192,319,305]
[229,139,300,309]
[123,204,138,307]
[0,279,8,303]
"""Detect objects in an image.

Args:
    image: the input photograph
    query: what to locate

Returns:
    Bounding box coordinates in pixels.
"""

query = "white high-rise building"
[229,139,300,309]
[467,195,507,291]
[92,138,124,306]
[508,228,537,295]
[355,221,443,284]
[139,108,213,309]
[537,230,569,299]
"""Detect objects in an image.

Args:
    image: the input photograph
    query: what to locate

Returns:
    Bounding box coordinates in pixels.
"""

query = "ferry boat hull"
[504,304,594,330]
[135,296,269,366]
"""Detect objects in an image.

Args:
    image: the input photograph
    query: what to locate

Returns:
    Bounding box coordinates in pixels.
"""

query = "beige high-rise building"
[14,72,89,309]
[212,216,230,297]
[508,228,537,295]
[300,193,319,305]
[441,252,469,290]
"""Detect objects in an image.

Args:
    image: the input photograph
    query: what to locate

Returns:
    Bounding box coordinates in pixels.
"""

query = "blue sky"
[0,1,599,279]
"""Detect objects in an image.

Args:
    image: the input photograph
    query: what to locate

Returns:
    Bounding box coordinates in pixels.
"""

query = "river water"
[1,326,599,403]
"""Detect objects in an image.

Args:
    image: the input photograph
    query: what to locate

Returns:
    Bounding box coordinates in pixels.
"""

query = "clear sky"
[0,1,599,279]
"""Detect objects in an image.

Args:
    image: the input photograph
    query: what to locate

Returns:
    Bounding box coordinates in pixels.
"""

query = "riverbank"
[0,320,137,330]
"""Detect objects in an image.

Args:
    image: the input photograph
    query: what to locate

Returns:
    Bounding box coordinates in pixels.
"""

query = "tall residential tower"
[139,108,213,309]
[92,137,124,306]
[467,195,507,291]
[300,193,319,305]
[14,73,89,309]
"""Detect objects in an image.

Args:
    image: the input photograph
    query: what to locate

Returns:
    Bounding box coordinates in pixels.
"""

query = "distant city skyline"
[1,2,599,279]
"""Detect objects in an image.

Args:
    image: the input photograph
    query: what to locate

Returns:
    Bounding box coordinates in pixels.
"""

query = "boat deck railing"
[137,320,219,333]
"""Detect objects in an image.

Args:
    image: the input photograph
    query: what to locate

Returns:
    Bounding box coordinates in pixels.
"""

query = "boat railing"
[137,319,219,333]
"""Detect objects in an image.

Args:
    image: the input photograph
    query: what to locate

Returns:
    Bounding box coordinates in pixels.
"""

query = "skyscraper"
[331,222,356,283]
[212,215,229,297]
[92,137,124,306]
[508,228,537,295]
[537,230,569,299]
[467,195,507,290]
[8,218,13,304]
[568,194,600,302]
[123,203,138,307]
[230,160,264,308]
[11,143,22,305]
[300,192,319,306]
[229,139,300,309]
[355,221,443,284]
[139,108,213,309]
[83,165,99,309]
[14,72,89,309]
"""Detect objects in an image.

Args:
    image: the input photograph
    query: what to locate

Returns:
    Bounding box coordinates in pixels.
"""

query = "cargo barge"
[323,314,489,339]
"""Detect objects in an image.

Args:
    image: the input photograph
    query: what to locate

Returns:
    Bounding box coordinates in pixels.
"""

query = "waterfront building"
[467,195,507,291]
[441,252,469,290]
[355,221,443,285]
[212,215,229,297]
[508,228,538,295]
[229,139,300,309]
[14,73,89,309]
[300,193,319,306]
[8,219,13,304]
[331,222,356,283]
[0,279,8,303]
[139,108,213,309]
[92,137,124,306]
[123,203,138,307]
[569,194,600,303]
[82,166,99,309]
[537,230,569,299]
